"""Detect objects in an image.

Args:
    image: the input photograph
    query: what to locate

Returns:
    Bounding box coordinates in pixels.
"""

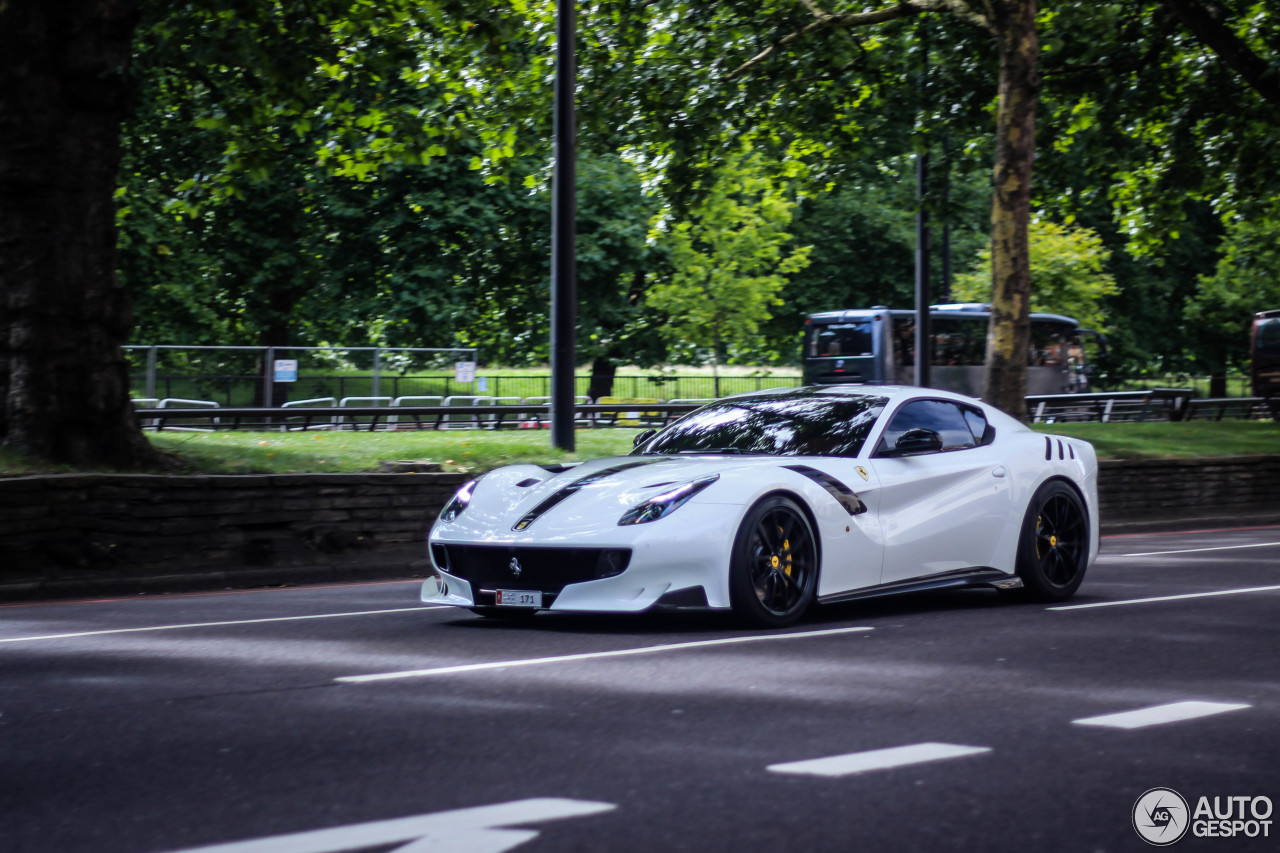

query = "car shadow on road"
[440,587,1020,636]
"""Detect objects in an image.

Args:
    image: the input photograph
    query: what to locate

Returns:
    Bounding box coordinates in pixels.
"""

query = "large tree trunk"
[0,0,161,468]
[982,0,1039,419]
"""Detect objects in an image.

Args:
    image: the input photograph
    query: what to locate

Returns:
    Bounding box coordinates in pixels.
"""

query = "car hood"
[435,454,773,544]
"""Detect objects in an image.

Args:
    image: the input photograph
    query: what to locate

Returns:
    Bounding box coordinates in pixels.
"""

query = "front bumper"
[420,501,742,612]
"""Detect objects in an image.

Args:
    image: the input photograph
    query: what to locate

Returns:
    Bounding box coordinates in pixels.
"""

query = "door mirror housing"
[632,429,657,450]
[886,427,944,456]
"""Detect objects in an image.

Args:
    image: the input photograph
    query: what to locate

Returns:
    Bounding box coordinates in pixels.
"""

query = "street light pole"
[550,0,577,450]
[913,24,931,390]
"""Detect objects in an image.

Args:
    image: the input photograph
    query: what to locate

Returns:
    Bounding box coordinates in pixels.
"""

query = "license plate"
[494,589,542,608]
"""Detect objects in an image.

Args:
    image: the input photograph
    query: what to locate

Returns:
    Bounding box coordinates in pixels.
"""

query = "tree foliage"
[9,0,1280,466]
[952,219,1118,333]
[1184,204,1280,376]
[647,151,812,372]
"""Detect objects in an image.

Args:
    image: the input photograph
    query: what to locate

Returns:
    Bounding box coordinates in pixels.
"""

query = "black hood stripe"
[512,459,668,531]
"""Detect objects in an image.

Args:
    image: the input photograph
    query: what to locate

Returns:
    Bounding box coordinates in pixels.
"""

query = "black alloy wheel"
[1015,479,1089,601]
[729,495,819,627]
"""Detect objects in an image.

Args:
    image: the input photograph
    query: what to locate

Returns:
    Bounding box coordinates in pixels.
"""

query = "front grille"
[433,544,632,594]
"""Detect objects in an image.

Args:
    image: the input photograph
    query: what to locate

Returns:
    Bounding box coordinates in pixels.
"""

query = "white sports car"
[422,386,1099,627]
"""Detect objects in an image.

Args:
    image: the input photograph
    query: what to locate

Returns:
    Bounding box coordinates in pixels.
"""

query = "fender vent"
[783,464,867,515]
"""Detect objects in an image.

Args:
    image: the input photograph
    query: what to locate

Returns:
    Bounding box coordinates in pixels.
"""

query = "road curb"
[1101,505,1280,536]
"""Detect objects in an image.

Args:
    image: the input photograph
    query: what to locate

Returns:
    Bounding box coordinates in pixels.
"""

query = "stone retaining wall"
[1097,455,1280,519]
[0,473,468,582]
[1,457,1277,590]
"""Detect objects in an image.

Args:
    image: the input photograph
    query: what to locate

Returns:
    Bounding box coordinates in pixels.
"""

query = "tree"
[951,219,1118,332]
[1,0,548,466]
[0,0,160,468]
[647,151,812,395]
[728,1,1040,416]
[574,153,663,399]
[1032,1,1278,384]
[761,159,993,359]
[1184,208,1280,393]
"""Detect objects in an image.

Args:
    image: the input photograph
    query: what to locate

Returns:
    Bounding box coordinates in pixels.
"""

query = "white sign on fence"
[273,359,299,383]
[455,361,477,383]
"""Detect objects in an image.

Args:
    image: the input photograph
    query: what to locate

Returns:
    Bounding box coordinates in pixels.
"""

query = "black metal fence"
[131,373,802,407]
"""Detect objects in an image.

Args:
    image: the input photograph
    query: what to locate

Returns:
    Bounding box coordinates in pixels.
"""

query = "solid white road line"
[336,625,875,684]
[1073,701,1251,730]
[1048,584,1280,611]
[0,607,434,644]
[158,798,616,853]
[1117,541,1280,558]
[767,743,991,778]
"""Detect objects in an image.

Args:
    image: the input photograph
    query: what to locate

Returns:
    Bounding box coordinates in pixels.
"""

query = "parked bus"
[1252,309,1280,398]
[802,304,1102,396]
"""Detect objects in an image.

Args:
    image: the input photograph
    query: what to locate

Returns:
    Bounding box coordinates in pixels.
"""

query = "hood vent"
[512,459,664,531]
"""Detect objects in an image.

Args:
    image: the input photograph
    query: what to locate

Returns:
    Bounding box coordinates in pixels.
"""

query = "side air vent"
[783,464,867,515]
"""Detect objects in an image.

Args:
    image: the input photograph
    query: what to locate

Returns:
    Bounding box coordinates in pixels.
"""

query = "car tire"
[1015,479,1089,602]
[729,495,819,628]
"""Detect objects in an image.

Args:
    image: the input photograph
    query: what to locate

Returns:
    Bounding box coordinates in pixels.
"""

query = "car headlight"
[618,474,719,526]
[438,478,478,523]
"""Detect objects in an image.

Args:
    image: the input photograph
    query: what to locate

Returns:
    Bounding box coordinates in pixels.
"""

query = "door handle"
[992,466,1007,478]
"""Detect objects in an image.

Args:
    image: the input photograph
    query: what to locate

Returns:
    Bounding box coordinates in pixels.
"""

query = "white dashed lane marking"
[767,743,992,778]
[1073,701,1251,730]
[1116,541,1280,558]
[1049,585,1280,610]
[0,607,435,644]
[336,626,875,683]
[156,798,616,853]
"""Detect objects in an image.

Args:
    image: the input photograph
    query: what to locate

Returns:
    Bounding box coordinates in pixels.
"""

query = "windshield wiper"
[674,447,754,455]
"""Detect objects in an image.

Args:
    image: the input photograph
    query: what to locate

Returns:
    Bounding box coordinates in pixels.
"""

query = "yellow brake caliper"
[781,526,792,576]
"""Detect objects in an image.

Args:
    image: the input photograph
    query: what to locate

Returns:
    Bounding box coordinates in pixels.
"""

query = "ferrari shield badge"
[855,466,870,481]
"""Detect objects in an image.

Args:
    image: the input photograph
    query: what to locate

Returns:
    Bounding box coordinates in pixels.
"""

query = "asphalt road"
[3,524,1279,853]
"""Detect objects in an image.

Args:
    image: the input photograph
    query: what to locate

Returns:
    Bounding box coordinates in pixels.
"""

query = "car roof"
[723,384,983,406]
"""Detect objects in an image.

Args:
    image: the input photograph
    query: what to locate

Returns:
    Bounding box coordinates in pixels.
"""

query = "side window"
[962,406,993,445]
[876,400,978,455]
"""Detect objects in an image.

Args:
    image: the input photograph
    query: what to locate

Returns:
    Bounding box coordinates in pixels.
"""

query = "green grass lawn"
[146,428,646,475]
[1027,420,1280,460]
[1,420,1276,477]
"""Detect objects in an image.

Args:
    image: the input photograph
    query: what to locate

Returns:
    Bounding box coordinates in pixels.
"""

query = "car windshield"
[636,390,888,458]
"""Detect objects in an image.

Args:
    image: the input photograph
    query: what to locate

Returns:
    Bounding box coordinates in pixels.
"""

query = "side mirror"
[632,429,657,450]
[889,427,943,456]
